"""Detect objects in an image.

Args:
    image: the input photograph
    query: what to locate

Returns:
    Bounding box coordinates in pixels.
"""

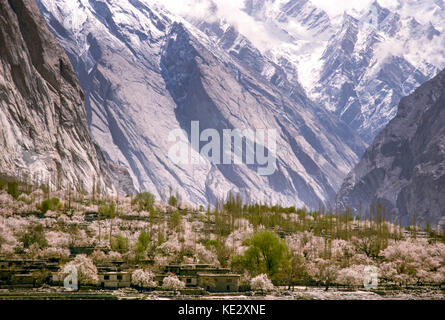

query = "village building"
[69,245,96,256]
[99,272,131,289]
[197,273,240,292]
[161,264,240,292]
[0,257,241,293]
[0,258,57,288]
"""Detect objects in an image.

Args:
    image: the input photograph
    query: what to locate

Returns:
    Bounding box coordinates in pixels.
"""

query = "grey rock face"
[37,0,366,208]
[337,68,445,226]
[0,0,113,193]
[93,143,135,196]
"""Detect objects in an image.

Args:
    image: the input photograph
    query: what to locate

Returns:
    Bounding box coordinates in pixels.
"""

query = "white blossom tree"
[379,239,445,286]
[131,269,157,288]
[307,258,339,291]
[250,274,274,293]
[336,265,369,287]
[59,254,99,285]
[40,247,71,260]
[162,274,185,290]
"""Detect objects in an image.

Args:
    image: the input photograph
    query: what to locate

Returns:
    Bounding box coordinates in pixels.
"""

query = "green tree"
[99,202,117,219]
[111,235,129,254]
[168,211,182,230]
[21,225,48,249]
[280,254,307,289]
[168,195,178,207]
[132,192,155,212]
[99,202,119,246]
[206,239,231,268]
[7,181,19,199]
[135,230,151,256]
[38,198,61,214]
[232,231,289,281]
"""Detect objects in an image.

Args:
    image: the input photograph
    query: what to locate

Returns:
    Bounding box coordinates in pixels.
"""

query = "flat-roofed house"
[10,273,36,287]
[99,272,131,289]
[161,264,241,292]
[197,273,240,292]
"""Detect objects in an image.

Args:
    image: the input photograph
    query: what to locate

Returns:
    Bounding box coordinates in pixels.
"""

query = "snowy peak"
[277,0,332,36]
[320,14,358,74]
[361,1,401,36]
[309,1,445,142]
[192,0,444,143]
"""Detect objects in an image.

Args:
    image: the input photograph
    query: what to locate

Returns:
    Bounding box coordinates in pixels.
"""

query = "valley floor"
[0,286,444,300]
[1,181,444,298]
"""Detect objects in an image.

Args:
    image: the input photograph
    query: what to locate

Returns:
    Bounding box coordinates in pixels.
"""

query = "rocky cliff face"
[0,0,115,193]
[337,68,445,226]
[36,0,366,207]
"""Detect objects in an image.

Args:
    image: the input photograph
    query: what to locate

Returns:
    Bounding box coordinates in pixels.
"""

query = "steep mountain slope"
[191,15,364,158]
[37,0,366,207]
[0,0,115,193]
[337,68,445,226]
[197,0,445,143]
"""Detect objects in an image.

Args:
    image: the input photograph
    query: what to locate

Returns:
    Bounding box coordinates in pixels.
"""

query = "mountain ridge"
[337,67,445,226]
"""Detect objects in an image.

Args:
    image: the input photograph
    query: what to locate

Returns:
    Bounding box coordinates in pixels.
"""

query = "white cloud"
[159,0,214,20]
[156,0,372,49]
[154,0,445,64]
[310,0,374,18]
[155,0,282,51]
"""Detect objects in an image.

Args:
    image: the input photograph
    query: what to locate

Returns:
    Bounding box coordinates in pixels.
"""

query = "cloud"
[154,0,445,61]
[374,38,405,62]
[217,1,284,50]
[155,0,393,50]
[310,0,374,17]
[155,0,283,51]
[159,0,214,20]
[311,0,444,31]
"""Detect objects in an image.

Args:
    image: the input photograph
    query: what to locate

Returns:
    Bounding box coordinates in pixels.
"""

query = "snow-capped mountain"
[0,0,115,194]
[311,1,443,142]
[337,68,445,226]
[36,0,366,208]
[181,0,445,143]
